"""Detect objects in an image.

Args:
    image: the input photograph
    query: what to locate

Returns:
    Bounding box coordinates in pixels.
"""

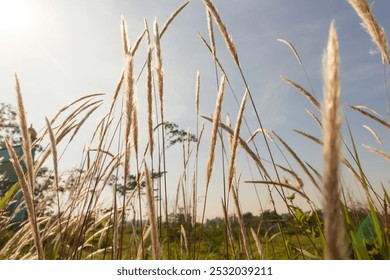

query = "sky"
[1,0,390,218]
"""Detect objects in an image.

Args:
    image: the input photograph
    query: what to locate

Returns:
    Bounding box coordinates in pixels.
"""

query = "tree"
[243,212,254,227]
[0,103,22,198]
[109,171,164,196]
[164,122,197,148]
[110,121,197,197]
[0,103,22,148]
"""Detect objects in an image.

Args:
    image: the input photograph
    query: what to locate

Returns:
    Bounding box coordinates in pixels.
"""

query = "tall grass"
[0,0,389,260]
[322,22,345,260]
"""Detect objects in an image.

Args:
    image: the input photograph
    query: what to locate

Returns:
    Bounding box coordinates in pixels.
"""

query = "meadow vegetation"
[0,0,389,260]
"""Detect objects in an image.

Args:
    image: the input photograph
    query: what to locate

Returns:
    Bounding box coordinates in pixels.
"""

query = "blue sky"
[1,0,390,217]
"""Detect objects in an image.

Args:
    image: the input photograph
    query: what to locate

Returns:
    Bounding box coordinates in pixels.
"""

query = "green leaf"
[287,193,296,202]
[0,181,20,210]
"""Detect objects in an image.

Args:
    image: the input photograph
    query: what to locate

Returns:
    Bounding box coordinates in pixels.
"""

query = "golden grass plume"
[347,0,390,64]
[322,21,345,260]
[204,0,240,66]
[206,75,226,188]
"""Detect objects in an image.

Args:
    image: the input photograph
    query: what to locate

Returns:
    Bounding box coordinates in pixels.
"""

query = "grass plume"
[347,0,390,64]
[322,21,345,260]
[5,140,44,260]
[204,0,240,66]
[206,75,226,188]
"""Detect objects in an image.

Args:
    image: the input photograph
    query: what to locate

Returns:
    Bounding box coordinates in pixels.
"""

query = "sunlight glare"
[0,0,31,33]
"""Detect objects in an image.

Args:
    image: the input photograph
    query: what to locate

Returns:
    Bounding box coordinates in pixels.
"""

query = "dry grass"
[207,11,216,57]
[281,76,321,110]
[363,144,390,161]
[251,227,265,260]
[347,0,390,64]
[349,105,390,130]
[1,0,389,261]
[5,140,44,259]
[247,128,273,144]
[204,0,239,66]
[277,39,303,65]
[154,20,164,117]
[160,1,190,38]
[205,75,226,188]
[145,20,154,158]
[227,90,248,192]
[362,124,383,147]
[322,21,345,260]
[195,71,200,116]
[5,75,44,260]
[14,75,35,195]
[144,162,160,259]
[273,131,320,191]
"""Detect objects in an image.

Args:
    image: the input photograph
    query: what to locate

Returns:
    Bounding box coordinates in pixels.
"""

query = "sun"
[0,0,31,33]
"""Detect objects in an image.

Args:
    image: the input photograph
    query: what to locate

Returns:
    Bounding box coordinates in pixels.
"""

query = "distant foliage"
[110,171,164,196]
[0,103,21,147]
[165,122,197,148]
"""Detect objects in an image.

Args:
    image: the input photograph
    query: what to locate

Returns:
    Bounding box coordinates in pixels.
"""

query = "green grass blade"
[368,199,383,247]
[383,186,390,206]
[346,122,369,192]
[0,181,20,210]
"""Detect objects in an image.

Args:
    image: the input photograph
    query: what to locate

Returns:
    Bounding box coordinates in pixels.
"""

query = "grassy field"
[0,0,389,260]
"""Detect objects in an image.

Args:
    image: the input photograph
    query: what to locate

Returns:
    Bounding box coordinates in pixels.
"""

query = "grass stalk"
[154,19,170,258]
[45,117,64,258]
[145,162,160,259]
